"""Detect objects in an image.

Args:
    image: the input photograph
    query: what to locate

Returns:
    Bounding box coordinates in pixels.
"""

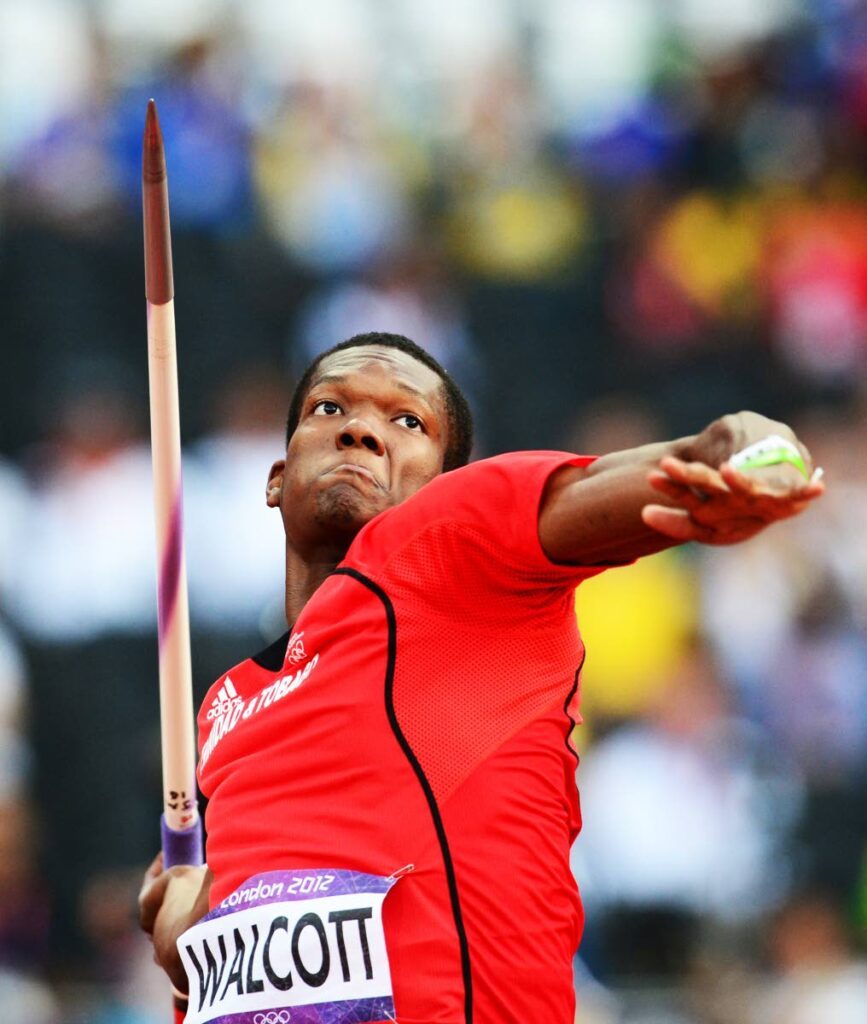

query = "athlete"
[140,332,824,1024]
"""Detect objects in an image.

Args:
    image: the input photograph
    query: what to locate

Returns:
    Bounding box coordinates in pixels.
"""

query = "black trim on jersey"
[251,630,291,672]
[563,653,585,766]
[333,567,474,1024]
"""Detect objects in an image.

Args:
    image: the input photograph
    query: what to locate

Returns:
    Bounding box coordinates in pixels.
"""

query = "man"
[140,331,823,1024]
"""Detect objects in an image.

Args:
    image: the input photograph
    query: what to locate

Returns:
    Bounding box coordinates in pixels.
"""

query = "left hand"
[641,456,825,545]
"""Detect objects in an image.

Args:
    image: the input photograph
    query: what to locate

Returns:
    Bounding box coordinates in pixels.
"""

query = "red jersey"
[197,451,602,1023]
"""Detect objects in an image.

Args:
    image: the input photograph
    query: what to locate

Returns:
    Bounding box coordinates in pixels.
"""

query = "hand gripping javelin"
[143,100,203,872]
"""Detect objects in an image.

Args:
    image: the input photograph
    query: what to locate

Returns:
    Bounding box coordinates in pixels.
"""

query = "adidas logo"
[207,677,243,721]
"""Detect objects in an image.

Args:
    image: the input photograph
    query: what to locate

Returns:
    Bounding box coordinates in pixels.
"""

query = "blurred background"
[0,0,865,1021]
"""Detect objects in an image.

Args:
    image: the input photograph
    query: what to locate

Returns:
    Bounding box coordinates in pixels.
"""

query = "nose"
[336,418,385,456]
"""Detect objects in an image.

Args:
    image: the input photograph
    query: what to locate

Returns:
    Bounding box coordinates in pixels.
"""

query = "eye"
[312,400,342,416]
[394,413,425,432]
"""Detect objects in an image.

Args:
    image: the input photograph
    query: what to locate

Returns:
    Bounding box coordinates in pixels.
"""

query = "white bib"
[178,868,399,1024]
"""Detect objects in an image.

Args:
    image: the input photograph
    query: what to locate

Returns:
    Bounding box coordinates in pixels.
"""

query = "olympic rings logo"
[253,1013,291,1024]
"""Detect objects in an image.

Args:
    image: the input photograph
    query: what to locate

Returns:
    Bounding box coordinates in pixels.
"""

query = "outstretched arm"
[539,411,825,565]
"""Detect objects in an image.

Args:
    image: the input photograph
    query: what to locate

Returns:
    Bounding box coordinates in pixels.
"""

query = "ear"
[266,459,285,508]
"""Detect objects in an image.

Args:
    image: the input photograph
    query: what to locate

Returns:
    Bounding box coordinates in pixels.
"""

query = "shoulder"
[344,451,596,584]
[382,451,594,527]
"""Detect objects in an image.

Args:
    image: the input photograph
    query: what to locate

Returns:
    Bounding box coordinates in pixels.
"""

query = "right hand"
[139,852,210,994]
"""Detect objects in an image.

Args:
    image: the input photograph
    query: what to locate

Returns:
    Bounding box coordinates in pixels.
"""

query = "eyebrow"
[310,373,435,409]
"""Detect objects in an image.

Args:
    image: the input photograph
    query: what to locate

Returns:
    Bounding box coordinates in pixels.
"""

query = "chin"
[314,485,379,533]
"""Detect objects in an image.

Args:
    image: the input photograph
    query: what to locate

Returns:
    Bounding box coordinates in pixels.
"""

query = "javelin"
[143,99,203,870]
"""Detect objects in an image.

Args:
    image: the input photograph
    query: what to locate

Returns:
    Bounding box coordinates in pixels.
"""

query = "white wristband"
[730,434,809,480]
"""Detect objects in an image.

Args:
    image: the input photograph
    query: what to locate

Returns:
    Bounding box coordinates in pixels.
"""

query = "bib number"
[178,869,398,1024]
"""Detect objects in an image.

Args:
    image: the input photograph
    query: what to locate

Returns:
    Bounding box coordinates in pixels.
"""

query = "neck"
[283,540,351,625]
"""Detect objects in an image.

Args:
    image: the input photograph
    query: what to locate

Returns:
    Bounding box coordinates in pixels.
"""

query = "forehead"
[310,346,445,409]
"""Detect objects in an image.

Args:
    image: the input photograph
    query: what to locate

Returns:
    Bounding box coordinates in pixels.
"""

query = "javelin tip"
[142,99,166,186]
[142,99,173,303]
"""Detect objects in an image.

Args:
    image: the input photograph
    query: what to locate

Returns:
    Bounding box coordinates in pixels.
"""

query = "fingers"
[659,455,825,502]
[139,855,194,936]
[139,866,174,935]
[641,505,718,544]
[648,471,716,512]
[720,460,826,500]
[652,458,825,515]
[144,850,164,882]
[642,504,769,545]
[139,851,165,929]
[657,457,730,495]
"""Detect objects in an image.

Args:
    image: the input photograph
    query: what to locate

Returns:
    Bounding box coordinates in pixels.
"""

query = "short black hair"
[285,332,473,472]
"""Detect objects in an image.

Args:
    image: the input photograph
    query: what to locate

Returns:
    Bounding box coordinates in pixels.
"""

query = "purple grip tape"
[161,815,204,868]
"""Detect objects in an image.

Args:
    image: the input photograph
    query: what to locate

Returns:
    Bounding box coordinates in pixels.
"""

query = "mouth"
[326,463,385,490]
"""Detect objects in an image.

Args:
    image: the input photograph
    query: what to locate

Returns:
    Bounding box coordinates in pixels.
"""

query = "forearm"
[541,438,696,565]
[539,412,817,564]
[581,415,747,478]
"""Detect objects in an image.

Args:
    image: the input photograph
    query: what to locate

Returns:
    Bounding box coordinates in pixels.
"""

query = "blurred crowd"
[0,1,866,1022]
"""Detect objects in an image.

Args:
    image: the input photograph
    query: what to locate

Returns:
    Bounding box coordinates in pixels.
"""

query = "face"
[267,346,449,555]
